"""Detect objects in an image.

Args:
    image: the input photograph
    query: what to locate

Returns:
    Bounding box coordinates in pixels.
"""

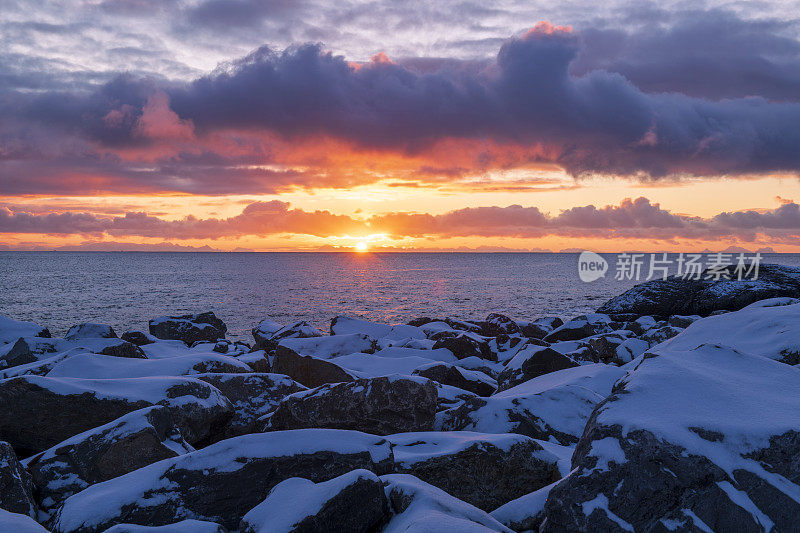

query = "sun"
[355,241,368,252]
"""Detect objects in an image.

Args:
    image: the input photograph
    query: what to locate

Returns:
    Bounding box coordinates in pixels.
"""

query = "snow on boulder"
[330,316,425,340]
[380,474,512,532]
[490,479,561,532]
[496,345,579,391]
[52,429,394,532]
[119,331,156,346]
[45,352,251,379]
[387,431,559,511]
[542,341,800,532]
[24,406,193,511]
[64,323,117,340]
[239,469,389,533]
[0,375,232,454]
[0,441,37,519]
[331,352,441,379]
[543,314,614,343]
[597,263,800,317]
[278,334,377,360]
[195,373,306,438]
[660,299,800,364]
[0,337,146,370]
[0,315,50,344]
[614,338,649,364]
[440,364,627,445]
[149,312,227,345]
[0,509,49,533]
[413,361,496,396]
[252,320,322,351]
[271,346,357,388]
[483,313,521,336]
[432,332,496,361]
[103,520,227,532]
[266,376,438,435]
[518,317,563,340]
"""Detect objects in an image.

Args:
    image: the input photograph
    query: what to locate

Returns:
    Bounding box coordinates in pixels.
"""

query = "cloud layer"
[2,14,800,197]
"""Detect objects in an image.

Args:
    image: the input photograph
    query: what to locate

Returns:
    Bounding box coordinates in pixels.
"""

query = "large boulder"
[413,361,496,396]
[388,432,560,511]
[271,346,357,388]
[0,375,233,454]
[149,312,227,345]
[380,474,512,532]
[252,320,322,351]
[496,344,579,391]
[518,317,564,340]
[330,316,424,341]
[432,333,496,361]
[597,263,800,317]
[45,352,251,379]
[543,314,614,343]
[51,430,394,532]
[239,469,389,533]
[542,327,800,531]
[278,334,377,359]
[0,337,145,370]
[64,323,117,341]
[0,509,49,533]
[195,373,307,437]
[0,441,37,519]
[266,376,438,436]
[440,364,627,445]
[24,406,193,511]
[0,315,50,344]
[483,313,521,336]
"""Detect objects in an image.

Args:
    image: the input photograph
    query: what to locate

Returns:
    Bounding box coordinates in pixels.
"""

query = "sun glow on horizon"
[355,241,368,251]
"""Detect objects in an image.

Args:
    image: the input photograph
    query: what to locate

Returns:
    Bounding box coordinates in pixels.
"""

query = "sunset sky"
[2,0,800,252]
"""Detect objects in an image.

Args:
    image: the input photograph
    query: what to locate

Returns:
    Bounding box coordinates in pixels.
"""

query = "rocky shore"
[0,264,799,532]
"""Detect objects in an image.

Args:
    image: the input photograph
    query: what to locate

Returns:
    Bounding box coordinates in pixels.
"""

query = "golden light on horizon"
[355,241,368,251]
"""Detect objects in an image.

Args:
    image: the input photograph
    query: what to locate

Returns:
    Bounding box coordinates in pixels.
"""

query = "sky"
[2,0,800,252]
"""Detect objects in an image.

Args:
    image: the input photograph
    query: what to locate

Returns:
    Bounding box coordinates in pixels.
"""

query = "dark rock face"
[483,313,521,336]
[196,373,307,438]
[543,314,614,343]
[149,312,227,345]
[239,469,389,533]
[585,332,634,363]
[271,345,355,388]
[597,264,800,317]
[25,406,191,510]
[432,333,496,361]
[391,435,560,511]
[496,346,579,391]
[0,441,37,519]
[412,362,495,396]
[267,377,438,436]
[252,320,322,351]
[65,324,117,341]
[96,340,146,359]
[120,331,155,346]
[52,431,394,532]
[0,376,232,455]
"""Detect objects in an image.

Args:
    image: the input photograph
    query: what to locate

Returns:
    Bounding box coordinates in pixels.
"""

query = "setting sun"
[355,241,368,251]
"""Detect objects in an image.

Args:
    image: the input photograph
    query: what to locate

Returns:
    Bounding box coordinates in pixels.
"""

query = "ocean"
[2,251,798,341]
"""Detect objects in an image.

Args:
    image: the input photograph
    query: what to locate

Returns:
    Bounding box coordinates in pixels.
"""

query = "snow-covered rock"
[543,314,614,343]
[381,474,512,532]
[65,323,117,341]
[0,337,145,370]
[597,263,800,317]
[614,338,650,363]
[496,345,578,391]
[195,373,306,437]
[0,509,49,533]
[149,312,227,345]
[640,324,684,345]
[660,299,800,364]
[239,469,389,533]
[45,352,251,379]
[440,364,627,445]
[490,479,561,532]
[0,375,232,454]
[120,331,156,346]
[542,336,800,531]
[413,361,496,396]
[332,352,442,379]
[517,317,563,340]
[251,320,322,351]
[0,315,50,344]
[24,406,192,511]
[267,376,437,435]
[330,316,425,341]
[483,313,521,336]
[432,333,495,361]
[52,429,394,532]
[0,441,37,519]
[272,346,357,388]
[103,520,227,532]
[388,431,559,511]
[278,334,377,360]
